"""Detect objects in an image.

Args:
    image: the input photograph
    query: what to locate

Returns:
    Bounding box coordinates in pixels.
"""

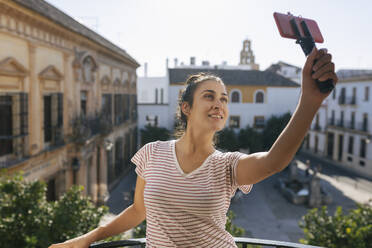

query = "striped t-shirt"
[131,140,253,248]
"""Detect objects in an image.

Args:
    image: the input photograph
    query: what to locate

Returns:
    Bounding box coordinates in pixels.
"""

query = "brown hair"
[174,72,223,139]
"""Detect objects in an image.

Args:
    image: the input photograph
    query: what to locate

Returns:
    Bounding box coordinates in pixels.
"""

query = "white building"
[137,39,301,143]
[266,61,302,84]
[305,70,372,177]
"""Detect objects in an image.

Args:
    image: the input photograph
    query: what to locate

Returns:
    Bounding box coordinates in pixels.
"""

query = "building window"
[255,91,264,103]
[130,95,137,120]
[229,116,240,128]
[339,87,346,104]
[102,94,112,123]
[362,113,368,132]
[365,86,369,101]
[160,88,164,104]
[231,91,240,103]
[332,88,336,100]
[348,136,354,154]
[0,96,13,156]
[81,91,87,116]
[350,112,355,129]
[114,94,127,125]
[44,93,63,145]
[360,139,366,158]
[44,95,52,142]
[146,115,158,127]
[314,136,318,153]
[0,93,28,158]
[155,88,158,104]
[254,116,265,128]
[330,110,335,125]
[340,111,344,127]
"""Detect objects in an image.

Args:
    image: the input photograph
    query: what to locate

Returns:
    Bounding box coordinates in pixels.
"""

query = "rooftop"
[12,0,139,66]
[168,68,300,87]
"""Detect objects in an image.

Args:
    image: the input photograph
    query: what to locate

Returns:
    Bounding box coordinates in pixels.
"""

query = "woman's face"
[183,80,229,133]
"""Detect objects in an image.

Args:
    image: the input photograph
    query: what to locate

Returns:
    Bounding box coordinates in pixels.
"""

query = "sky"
[46,0,372,77]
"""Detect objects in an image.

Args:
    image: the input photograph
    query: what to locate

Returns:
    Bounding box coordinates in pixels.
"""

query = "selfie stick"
[289,18,334,93]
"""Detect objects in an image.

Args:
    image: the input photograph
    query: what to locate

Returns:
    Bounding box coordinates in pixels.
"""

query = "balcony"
[70,113,113,144]
[312,124,322,131]
[338,96,357,105]
[89,238,322,248]
[328,118,335,126]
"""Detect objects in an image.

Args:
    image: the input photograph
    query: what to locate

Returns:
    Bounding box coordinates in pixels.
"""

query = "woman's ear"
[181,102,190,116]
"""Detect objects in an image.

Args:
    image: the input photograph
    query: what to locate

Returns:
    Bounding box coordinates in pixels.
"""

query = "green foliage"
[0,173,108,248]
[216,113,291,153]
[133,220,147,238]
[238,125,263,153]
[140,125,170,145]
[299,204,372,248]
[225,210,245,237]
[262,112,291,150]
[216,128,239,151]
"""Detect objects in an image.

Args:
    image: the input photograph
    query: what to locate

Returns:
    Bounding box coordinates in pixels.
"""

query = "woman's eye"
[205,94,213,99]
[221,98,228,103]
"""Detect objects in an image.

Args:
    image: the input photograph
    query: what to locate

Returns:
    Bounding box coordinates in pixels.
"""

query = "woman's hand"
[301,47,338,106]
[48,235,91,248]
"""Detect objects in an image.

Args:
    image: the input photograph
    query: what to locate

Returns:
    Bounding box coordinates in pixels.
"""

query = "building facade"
[0,0,139,203]
[305,70,372,177]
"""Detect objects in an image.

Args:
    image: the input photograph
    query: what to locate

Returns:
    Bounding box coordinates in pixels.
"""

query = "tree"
[299,204,372,248]
[216,128,239,151]
[238,125,263,153]
[140,125,170,145]
[262,112,291,150]
[0,173,108,248]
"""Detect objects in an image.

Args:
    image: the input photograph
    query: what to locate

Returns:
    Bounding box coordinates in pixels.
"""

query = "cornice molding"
[0,57,28,77]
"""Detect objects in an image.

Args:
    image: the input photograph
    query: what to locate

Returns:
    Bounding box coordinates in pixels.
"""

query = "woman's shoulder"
[211,149,245,162]
[142,139,175,152]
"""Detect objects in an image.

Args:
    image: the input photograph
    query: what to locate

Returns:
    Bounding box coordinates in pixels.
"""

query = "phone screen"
[274,12,324,43]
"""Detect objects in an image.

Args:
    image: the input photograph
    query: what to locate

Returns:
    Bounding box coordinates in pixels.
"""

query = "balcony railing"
[89,238,322,248]
[338,96,357,105]
[328,118,335,126]
[312,124,322,131]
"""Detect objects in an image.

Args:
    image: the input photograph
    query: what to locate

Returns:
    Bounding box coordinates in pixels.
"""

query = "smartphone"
[273,12,324,43]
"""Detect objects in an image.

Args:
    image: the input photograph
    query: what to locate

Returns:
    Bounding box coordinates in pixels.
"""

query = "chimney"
[144,62,148,77]
[202,60,210,66]
[174,58,178,67]
[190,57,196,66]
[166,58,169,69]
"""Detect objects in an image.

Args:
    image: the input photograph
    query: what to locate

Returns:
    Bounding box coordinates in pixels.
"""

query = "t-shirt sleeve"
[228,151,253,196]
[131,141,156,179]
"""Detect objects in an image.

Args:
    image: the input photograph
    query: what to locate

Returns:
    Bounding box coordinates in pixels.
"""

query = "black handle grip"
[315,78,334,93]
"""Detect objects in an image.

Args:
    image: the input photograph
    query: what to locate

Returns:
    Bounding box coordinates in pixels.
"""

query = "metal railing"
[89,238,323,248]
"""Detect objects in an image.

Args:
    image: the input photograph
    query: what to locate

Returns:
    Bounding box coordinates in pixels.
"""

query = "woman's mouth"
[208,114,223,119]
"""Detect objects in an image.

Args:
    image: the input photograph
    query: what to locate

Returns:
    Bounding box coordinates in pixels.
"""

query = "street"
[106,154,372,243]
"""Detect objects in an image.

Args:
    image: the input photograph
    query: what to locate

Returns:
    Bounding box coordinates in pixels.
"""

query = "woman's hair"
[174,72,223,139]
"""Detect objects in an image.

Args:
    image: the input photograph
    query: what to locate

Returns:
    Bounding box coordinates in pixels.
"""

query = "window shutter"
[20,93,28,135]
[57,93,63,128]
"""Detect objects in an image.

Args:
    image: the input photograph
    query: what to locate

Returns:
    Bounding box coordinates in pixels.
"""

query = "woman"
[49,47,337,248]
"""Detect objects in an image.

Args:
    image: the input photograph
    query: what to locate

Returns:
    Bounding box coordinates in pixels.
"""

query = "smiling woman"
[50,48,338,248]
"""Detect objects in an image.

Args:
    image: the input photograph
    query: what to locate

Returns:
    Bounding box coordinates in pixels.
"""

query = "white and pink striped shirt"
[131,140,253,248]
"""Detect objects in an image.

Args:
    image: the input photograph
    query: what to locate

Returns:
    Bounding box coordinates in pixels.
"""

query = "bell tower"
[239,39,259,70]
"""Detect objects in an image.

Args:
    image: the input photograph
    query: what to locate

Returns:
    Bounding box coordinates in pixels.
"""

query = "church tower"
[239,39,259,70]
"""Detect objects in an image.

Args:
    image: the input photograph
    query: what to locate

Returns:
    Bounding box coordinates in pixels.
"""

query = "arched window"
[255,91,264,103]
[231,91,240,103]
[82,56,97,83]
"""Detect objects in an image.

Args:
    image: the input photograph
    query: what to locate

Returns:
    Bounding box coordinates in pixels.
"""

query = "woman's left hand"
[301,47,338,106]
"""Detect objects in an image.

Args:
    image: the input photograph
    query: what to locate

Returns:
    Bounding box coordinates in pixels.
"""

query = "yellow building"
[0,0,139,203]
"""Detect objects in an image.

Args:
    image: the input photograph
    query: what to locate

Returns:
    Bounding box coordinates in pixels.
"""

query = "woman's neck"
[177,128,215,155]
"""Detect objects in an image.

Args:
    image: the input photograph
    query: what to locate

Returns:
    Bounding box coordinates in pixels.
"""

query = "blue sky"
[47,0,372,77]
